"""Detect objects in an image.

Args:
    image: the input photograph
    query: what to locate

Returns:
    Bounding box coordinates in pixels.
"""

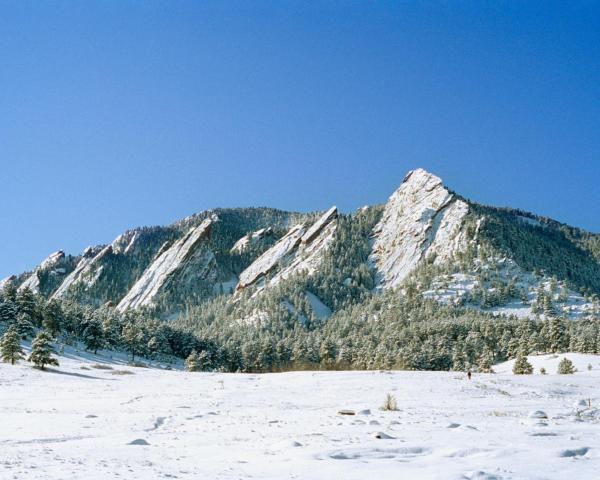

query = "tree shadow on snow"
[44,368,111,380]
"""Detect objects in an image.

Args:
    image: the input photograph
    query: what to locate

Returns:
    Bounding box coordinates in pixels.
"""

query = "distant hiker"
[467,370,472,380]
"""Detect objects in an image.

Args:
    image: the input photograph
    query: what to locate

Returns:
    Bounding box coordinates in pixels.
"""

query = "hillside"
[1,169,599,372]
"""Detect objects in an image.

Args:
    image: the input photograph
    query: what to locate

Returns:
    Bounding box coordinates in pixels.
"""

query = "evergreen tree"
[0,327,24,365]
[557,357,576,374]
[548,317,567,353]
[0,301,17,327]
[185,350,201,372]
[82,319,104,354]
[43,300,63,338]
[478,352,494,373]
[28,331,59,370]
[2,282,17,303]
[16,287,40,326]
[512,353,533,374]
[15,312,35,339]
[122,322,144,361]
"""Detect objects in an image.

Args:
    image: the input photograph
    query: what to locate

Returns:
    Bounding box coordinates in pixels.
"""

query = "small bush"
[111,369,135,375]
[539,367,547,375]
[128,361,148,368]
[587,364,592,371]
[557,357,576,375]
[381,393,398,411]
[91,363,113,370]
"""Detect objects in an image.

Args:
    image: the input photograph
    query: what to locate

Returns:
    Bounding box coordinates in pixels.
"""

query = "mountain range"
[2,168,600,372]
[4,168,599,323]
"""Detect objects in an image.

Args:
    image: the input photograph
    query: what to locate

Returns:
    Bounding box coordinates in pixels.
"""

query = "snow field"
[1,352,599,479]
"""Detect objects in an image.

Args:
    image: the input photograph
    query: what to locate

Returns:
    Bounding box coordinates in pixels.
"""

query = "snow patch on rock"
[306,291,332,320]
[230,228,274,254]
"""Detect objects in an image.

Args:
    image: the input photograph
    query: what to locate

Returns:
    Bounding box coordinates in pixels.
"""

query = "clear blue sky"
[1,1,599,278]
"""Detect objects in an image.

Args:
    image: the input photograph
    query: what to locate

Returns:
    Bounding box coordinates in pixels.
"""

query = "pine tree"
[16,287,40,326]
[478,352,494,373]
[512,353,533,374]
[557,357,576,374]
[122,322,143,361]
[2,282,17,303]
[15,312,35,339]
[28,331,59,370]
[0,327,24,365]
[185,350,200,372]
[543,294,558,318]
[82,319,104,354]
[42,300,63,338]
[548,317,567,353]
[0,300,18,327]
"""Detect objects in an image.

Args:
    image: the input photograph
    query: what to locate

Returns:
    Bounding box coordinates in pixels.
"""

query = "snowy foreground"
[2,353,600,479]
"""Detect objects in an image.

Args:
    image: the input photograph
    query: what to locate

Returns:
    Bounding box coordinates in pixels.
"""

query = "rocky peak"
[19,251,67,293]
[236,224,305,291]
[235,207,338,296]
[116,216,217,311]
[51,245,106,299]
[111,230,141,255]
[370,169,469,289]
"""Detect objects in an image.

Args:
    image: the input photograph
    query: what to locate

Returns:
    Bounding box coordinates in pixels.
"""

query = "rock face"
[116,217,217,312]
[235,206,338,296]
[0,275,16,291]
[236,224,305,290]
[111,229,141,255]
[52,246,107,299]
[19,251,66,293]
[370,169,469,289]
[230,227,274,254]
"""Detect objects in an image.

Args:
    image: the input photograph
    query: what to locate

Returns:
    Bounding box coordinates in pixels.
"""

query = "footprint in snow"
[461,471,503,480]
[328,446,429,461]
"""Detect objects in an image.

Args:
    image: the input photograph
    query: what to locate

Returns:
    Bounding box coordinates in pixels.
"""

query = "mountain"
[6,168,600,321]
[2,168,599,372]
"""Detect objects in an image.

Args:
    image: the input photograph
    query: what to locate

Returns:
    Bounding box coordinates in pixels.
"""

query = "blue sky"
[1,1,599,278]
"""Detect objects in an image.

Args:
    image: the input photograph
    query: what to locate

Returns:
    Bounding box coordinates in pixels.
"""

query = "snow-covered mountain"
[5,169,600,323]
[370,168,469,289]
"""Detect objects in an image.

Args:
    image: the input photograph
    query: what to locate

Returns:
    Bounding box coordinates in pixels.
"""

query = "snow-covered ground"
[2,352,600,479]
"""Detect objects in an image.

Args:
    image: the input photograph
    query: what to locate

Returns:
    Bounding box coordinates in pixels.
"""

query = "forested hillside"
[2,169,599,372]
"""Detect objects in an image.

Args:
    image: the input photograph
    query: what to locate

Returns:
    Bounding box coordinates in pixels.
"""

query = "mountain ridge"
[3,168,600,323]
